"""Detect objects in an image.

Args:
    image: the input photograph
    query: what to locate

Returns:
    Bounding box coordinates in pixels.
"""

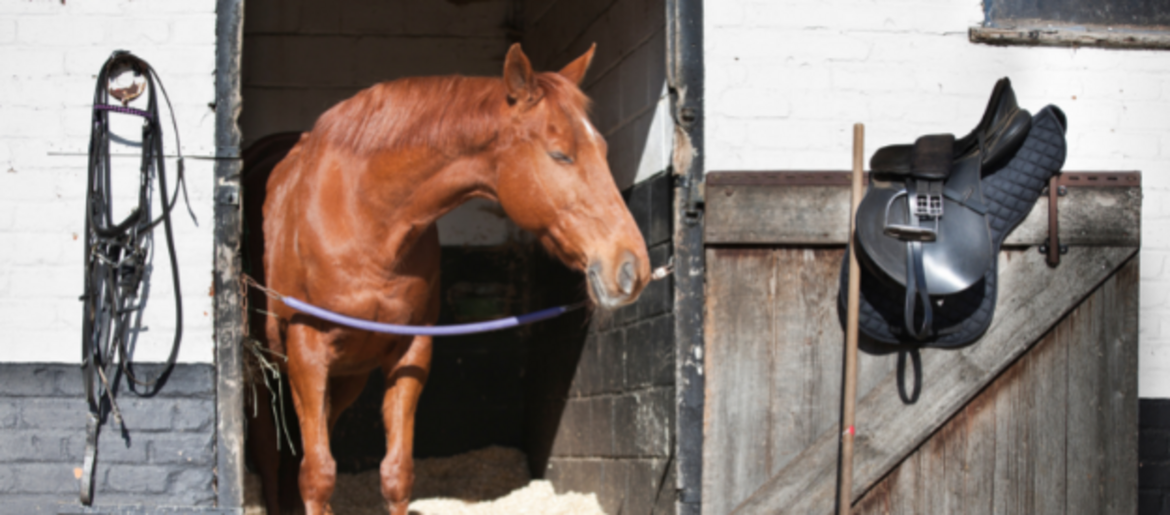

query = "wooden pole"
[839,123,865,515]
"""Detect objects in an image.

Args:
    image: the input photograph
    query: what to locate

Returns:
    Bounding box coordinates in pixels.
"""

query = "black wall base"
[1141,398,1170,514]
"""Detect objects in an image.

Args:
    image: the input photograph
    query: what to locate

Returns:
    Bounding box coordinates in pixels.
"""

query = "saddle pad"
[838,105,1068,348]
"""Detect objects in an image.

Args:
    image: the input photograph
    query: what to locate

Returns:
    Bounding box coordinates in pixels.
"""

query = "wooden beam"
[970,26,1170,51]
[704,178,1140,247]
[727,246,1138,514]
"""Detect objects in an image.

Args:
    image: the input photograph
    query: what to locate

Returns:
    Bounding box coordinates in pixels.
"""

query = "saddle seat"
[854,78,1032,341]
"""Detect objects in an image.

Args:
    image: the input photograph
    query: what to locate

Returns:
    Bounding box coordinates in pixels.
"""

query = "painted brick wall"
[525,172,675,515]
[0,363,217,512]
[525,0,671,190]
[704,0,1170,399]
[519,3,675,512]
[0,1,219,364]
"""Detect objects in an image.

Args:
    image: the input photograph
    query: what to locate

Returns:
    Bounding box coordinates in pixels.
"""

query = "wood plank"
[729,246,1138,514]
[992,351,1030,514]
[960,392,997,515]
[854,265,1138,515]
[703,248,854,515]
[856,259,1137,512]
[1066,257,1140,514]
[1030,317,1068,515]
[702,248,783,515]
[704,183,1140,247]
[703,248,898,515]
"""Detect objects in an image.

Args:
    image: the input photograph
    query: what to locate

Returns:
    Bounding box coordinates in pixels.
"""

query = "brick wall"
[704,0,1170,401]
[0,0,218,364]
[525,172,675,515]
[0,363,218,513]
[1143,400,1170,514]
[524,0,670,190]
[0,2,224,511]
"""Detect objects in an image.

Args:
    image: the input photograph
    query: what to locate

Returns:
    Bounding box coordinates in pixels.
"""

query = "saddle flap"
[869,133,956,180]
[855,157,993,296]
[910,134,954,180]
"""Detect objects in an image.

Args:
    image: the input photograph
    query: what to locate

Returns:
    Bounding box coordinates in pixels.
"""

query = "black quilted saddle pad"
[838,105,1068,348]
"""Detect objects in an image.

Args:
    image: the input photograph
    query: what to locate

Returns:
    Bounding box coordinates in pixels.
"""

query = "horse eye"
[549,151,574,165]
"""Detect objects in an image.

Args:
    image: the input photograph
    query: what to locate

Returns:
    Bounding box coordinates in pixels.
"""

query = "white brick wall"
[706,0,1170,397]
[0,1,218,363]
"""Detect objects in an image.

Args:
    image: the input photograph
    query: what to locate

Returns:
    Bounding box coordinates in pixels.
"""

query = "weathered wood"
[970,26,1170,51]
[701,247,932,515]
[726,246,1137,514]
[853,259,1137,514]
[1066,257,1140,514]
[703,248,855,515]
[704,179,1140,247]
[214,0,246,510]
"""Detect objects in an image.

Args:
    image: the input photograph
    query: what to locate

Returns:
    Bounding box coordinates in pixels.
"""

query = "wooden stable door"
[700,172,1140,515]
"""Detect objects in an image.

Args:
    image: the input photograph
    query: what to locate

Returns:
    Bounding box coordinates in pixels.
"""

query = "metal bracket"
[1040,175,1066,267]
[215,180,239,206]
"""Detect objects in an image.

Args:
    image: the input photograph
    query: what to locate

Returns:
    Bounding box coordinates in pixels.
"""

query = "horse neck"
[351,147,497,257]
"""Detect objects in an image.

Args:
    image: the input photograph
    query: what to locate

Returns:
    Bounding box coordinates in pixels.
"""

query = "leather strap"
[896,348,923,404]
[80,412,99,505]
[1047,175,1061,267]
[902,181,934,340]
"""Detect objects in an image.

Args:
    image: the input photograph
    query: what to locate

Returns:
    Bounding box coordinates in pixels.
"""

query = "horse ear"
[503,43,537,104]
[558,43,595,86]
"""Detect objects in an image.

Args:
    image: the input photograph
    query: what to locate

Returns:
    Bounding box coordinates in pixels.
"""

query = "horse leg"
[286,324,336,515]
[380,335,433,515]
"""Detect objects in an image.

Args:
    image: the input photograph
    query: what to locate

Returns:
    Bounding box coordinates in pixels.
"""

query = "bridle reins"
[79,50,187,505]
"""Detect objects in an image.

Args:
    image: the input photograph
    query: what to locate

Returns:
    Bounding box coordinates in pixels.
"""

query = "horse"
[251,42,651,514]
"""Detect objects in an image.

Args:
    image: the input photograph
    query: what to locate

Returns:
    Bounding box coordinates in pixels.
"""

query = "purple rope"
[281,296,582,336]
[94,104,155,119]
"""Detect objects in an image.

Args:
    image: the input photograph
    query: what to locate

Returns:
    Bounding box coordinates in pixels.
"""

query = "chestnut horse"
[256,43,650,514]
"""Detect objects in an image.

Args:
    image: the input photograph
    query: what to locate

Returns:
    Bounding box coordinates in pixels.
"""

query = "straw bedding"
[244,446,606,515]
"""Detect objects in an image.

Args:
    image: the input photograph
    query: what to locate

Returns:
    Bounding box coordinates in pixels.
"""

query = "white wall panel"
[0,1,219,363]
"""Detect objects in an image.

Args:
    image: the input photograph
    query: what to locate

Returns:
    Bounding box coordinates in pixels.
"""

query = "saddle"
[839,78,1068,349]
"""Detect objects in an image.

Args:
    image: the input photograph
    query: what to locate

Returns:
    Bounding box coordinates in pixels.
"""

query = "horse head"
[491,43,651,309]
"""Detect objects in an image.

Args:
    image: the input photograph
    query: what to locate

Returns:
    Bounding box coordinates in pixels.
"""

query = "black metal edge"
[213,0,245,511]
[667,0,704,512]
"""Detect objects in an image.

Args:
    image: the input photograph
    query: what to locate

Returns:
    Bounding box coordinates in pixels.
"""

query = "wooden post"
[839,123,864,515]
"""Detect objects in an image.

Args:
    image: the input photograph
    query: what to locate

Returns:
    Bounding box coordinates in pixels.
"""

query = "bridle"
[79,50,187,505]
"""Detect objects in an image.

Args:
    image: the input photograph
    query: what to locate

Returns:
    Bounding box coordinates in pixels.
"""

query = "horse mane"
[313,72,591,157]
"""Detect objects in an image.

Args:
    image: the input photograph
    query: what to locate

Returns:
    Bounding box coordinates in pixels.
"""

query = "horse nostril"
[619,261,635,295]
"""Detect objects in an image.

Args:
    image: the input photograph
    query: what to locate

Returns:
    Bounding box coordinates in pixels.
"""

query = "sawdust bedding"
[244,446,606,515]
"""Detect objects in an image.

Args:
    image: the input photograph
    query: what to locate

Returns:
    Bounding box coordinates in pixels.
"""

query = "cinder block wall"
[240,0,520,247]
[523,0,670,190]
[518,3,674,513]
[525,173,675,515]
[0,1,221,512]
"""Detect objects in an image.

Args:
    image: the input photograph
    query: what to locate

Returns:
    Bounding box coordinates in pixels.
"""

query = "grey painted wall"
[0,364,218,513]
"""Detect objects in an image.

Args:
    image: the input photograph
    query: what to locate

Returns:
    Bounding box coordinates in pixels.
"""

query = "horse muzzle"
[586,252,648,310]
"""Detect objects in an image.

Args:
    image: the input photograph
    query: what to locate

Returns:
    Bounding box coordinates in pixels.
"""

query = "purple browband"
[94,104,155,119]
[281,296,582,336]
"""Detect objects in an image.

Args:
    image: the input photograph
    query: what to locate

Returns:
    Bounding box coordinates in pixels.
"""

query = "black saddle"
[839,78,1068,349]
